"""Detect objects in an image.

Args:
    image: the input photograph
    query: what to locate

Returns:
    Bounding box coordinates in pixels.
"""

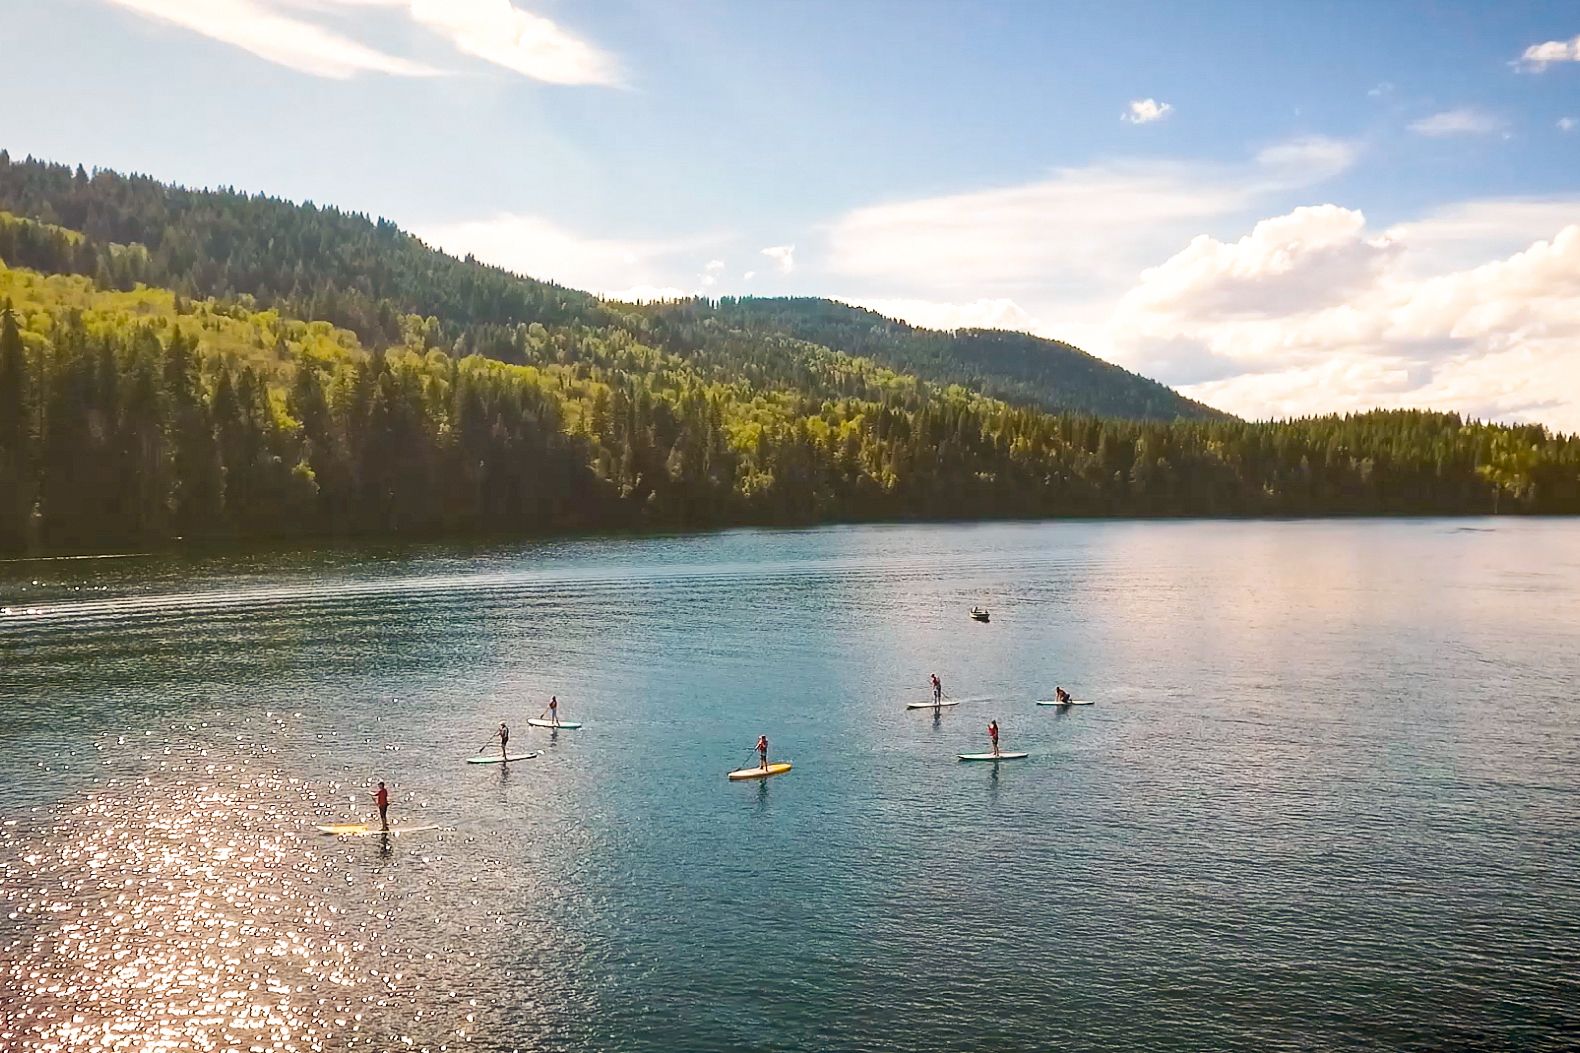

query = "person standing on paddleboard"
[755,734,769,771]
[374,781,390,830]
[988,720,1000,757]
[498,721,510,759]
[931,673,942,707]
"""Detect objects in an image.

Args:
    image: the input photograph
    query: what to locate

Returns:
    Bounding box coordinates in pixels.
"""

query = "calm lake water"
[2,519,1578,1052]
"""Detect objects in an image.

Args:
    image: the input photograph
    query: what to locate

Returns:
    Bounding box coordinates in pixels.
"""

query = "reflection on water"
[0,758,492,1052]
[2,519,1579,1051]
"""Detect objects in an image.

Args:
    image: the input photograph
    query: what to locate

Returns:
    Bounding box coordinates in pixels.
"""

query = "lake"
[2,519,1578,1052]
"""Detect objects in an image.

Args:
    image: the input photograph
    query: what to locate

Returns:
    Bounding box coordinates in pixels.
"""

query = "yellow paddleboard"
[727,761,792,781]
[316,823,441,837]
[317,822,371,835]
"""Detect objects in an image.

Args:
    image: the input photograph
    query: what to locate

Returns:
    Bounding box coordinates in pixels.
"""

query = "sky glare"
[3,0,1578,428]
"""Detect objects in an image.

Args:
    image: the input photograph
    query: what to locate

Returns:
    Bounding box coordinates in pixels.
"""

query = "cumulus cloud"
[1123,98,1173,125]
[699,259,725,287]
[1515,34,1580,71]
[760,245,796,273]
[1108,205,1580,430]
[825,139,1354,317]
[412,212,715,297]
[103,0,439,78]
[101,0,619,84]
[1409,108,1505,137]
[1560,117,1577,132]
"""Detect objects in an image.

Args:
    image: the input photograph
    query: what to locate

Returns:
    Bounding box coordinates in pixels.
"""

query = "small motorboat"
[970,607,990,622]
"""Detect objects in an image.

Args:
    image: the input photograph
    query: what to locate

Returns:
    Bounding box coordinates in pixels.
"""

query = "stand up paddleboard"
[728,762,792,781]
[527,719,583,730]
[958,752,1029,762]
[315,823,441,837]
[907,700,961,710]
[466,751,542,764]
[1035,699,1094,706]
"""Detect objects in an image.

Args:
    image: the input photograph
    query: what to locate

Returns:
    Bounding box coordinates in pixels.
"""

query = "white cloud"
[412,212,715,297]
[1408,108,1505,137]
[742,270,756,281]
[1516,34,1580,71]
[102,0,619,84]
[1367,81,1394,98]
[407,0,621,86]
[104,0,439,78]
[1560,117,1577,132]
[699,259,725,287]
[1109,205,1580,430]
[1254,135,1360,183]
[1123,98,1173,125]
[760,245,796,273]
[824,139,1354,316]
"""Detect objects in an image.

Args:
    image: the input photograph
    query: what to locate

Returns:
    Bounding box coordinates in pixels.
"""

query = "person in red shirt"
[755,734,769,770]
[988,720,1000,757]
[374,781,390,829]
[930,673,942,708]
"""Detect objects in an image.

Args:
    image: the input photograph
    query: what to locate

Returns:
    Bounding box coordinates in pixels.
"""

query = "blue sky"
[2,1,1578,428]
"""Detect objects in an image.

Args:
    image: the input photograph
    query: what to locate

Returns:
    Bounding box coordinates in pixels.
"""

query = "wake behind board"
[906,700,961,710]
[316,823,441,837]
[527,718,583,730]
[728,761,793,781]
[466,751,542,764]
[1035,699,1094,706]
[958,752,1029,762]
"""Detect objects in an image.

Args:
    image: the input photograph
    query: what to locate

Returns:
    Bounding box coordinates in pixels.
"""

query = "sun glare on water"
[0,764,491,1052]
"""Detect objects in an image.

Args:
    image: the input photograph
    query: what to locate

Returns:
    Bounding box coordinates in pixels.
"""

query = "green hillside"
[658,296,1221,420]
[0,153,1577,554]
[0,153,1205,421]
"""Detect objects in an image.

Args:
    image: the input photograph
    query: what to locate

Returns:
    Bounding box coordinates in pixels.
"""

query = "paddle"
[725,748,755,775]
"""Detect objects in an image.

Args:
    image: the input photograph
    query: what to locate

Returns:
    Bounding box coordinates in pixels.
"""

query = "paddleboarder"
[1055,686,1071,705]
[373,781,389,830]
[755,734,769,771]
[988,720,1000,757]
[931,673,942,707]
[497,721,510,759]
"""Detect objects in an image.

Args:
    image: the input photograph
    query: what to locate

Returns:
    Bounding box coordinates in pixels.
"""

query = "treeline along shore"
[0,153,1577,554]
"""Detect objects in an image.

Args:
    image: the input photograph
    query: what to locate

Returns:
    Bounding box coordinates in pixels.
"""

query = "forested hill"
[0,152,1578,555]
[0,152,1204,421]
[655,297,1221,421]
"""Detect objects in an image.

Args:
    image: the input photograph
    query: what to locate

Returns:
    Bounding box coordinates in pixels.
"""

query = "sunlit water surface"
[2,519,1578,1051]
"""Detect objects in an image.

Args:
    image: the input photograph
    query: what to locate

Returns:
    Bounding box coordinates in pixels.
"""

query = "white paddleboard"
[958,752,1029,762]
[527,718,582,730]
[907,700,961,710]
[1035,699,1094,706]
[466,751,542,764]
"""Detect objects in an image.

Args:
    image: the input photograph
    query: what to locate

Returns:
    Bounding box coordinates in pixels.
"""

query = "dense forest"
[0,153,1577,554]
